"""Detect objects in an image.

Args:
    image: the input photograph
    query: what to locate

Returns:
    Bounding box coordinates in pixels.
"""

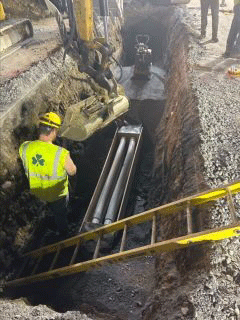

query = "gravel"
[0,298,94,320]
[184,5,240,319]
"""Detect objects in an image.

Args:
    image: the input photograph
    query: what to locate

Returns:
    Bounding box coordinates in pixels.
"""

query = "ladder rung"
[31,255,43,276]
[93,236,101,259]
[120,224,127,252]
[70,239,81,266]
[23,181,240,261]
[49,245,61,271]
[186,201,192,234]
[6,181,240,288]
[15,256,31,279]
[151,215,157,244]
[226,187,237,224]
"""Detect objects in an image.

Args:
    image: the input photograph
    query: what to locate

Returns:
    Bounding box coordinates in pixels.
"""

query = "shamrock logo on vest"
[32,154,45,166]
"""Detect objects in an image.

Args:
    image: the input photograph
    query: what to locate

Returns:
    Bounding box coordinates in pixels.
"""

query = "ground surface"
[0,17,61,81]
[0,298,94,320]
[1,0,240,319]
[145,0,240,319]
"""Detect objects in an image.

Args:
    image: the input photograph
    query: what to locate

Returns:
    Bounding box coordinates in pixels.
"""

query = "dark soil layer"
[2,0,47,19]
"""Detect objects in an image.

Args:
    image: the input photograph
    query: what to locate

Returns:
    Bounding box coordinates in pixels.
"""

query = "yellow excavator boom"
[0,1,6,21]
[73,0,94,42]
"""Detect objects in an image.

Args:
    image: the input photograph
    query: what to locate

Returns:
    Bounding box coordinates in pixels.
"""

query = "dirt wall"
[0,13,123,278]
[2,0,47,19]
[142,8,208,320]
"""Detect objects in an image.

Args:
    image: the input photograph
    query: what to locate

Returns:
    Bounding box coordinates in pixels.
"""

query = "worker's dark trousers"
[201,0,219,38]
[48,195,69,234]
[225,5,240,54]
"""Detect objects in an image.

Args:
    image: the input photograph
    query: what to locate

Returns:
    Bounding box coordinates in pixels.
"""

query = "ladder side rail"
[6,223,240,288]
[24,181,240,259]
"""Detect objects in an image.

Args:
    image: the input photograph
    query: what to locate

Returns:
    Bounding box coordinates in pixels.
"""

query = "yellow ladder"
[5,180,240,288]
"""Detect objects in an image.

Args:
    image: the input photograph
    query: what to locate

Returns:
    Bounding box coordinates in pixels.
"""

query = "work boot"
[200,31,206,39]
[211,37,219,43]
[223,51,230,58]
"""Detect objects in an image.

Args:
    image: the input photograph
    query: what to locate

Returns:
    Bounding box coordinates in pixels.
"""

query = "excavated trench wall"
[0,16,122,273]
[1,3,210,319]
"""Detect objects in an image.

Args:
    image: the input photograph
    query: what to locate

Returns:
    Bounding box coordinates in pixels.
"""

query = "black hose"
[112,56,123,82]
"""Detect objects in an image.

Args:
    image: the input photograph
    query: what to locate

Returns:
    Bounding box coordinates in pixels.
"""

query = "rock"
[1,181,12,190]
[181,307,189,315]
[135,301,143,307]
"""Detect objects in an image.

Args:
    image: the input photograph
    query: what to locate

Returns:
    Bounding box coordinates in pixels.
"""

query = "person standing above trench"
[224,0,240,57]
[200,0,220,42]
[19,112,77,236]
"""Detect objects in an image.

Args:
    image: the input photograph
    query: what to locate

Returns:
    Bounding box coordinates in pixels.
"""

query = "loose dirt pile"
[0,298,94,320]
[2,0,47,19]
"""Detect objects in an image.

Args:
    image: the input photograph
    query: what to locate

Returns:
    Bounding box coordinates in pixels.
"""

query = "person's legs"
[225,6,240,56]
[201,0,210,37]
[211,0,219,41]
[48,195,69,234]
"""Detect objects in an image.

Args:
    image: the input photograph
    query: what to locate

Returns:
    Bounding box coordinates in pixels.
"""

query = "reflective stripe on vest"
[21,142,67,181]
[21,141,31,173]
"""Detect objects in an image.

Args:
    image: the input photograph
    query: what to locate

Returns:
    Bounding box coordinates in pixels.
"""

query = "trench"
[1,4,206,320]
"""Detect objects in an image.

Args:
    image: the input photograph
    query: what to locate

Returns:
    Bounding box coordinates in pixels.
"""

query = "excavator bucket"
[0,19,33,53]
[60,94,129,141]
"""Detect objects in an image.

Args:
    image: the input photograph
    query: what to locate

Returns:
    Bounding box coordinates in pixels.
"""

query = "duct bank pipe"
[92,137,126,224]
[104,138,136,225]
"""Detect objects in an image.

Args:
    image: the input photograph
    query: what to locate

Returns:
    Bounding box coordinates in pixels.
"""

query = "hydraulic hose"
[112,56,123,82]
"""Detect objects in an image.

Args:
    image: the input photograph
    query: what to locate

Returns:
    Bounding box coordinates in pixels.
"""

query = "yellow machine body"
[0,1,6,21]
[60,94,129,141]
[73,0,94,42]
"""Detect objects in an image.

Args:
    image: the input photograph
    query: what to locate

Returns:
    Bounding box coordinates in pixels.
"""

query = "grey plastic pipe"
[92,137,126,224]
[104,138,136,225]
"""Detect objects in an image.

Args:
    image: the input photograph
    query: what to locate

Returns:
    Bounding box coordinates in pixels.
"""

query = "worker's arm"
[64,154,77,176]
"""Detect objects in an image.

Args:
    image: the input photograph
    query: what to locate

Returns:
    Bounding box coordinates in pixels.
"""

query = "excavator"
[0,1,33,53]
[44,0,129,141]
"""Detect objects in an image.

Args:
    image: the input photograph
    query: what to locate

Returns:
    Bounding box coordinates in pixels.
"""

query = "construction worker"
[200,0,219,42]
[224,0,240,57]
[19,112,77,235]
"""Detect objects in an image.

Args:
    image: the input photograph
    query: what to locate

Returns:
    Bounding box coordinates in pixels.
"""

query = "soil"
[0,17,61,80]
[0,0,240,319]
[2,0,48,19]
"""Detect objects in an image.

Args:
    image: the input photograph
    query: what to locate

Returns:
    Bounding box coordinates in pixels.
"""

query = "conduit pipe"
[92,137,126,224]
[104,138,136,225]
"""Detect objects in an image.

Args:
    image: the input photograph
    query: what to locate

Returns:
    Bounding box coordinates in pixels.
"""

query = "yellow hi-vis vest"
[19,140,69,202]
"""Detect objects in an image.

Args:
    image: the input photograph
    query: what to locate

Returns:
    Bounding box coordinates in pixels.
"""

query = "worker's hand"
[65,154,77,176]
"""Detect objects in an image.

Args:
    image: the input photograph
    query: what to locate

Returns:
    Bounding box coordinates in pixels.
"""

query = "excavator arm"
[46,0,119,94]
[45,0,129,141]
